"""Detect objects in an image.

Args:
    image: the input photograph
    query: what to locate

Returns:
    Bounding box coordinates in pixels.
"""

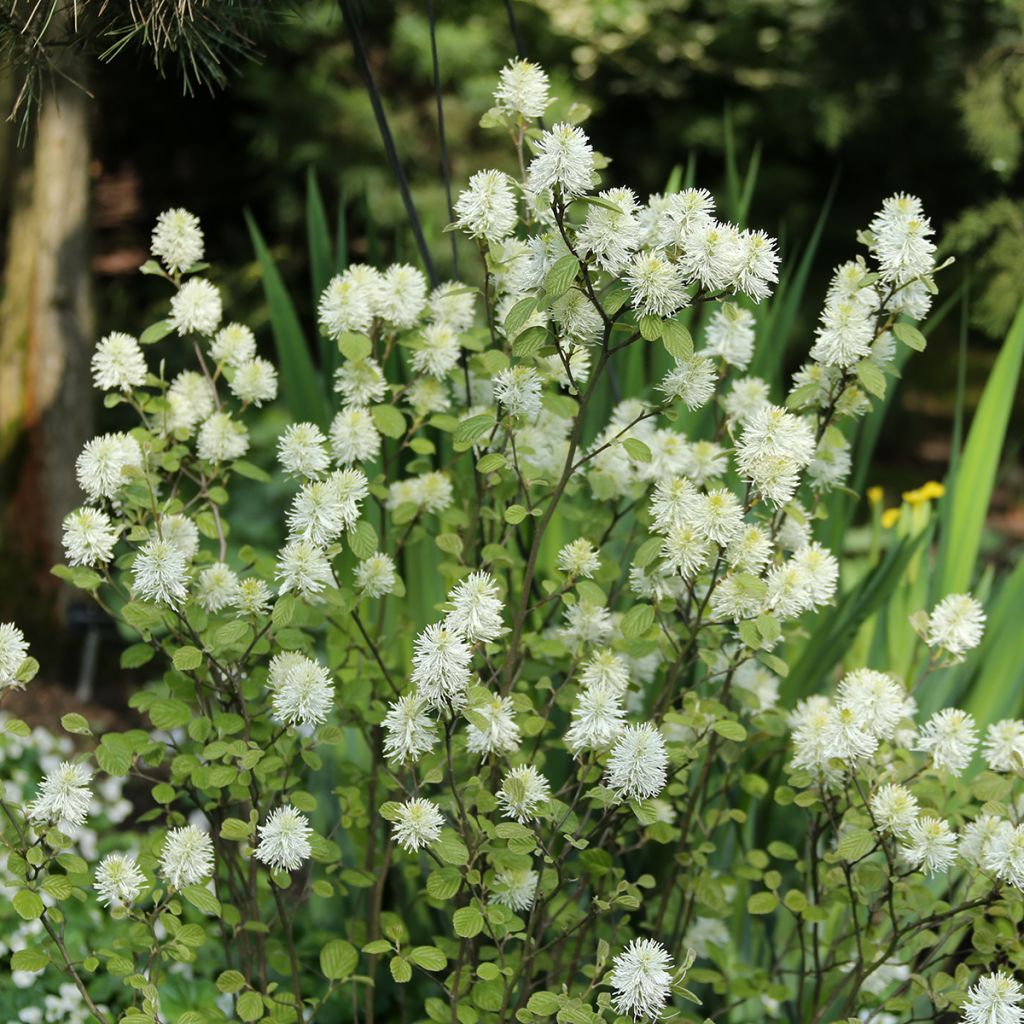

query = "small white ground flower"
[62,507,118,567]
[557,538,601,579]
[76,432,143,501]
[159,824,214,889]
[235,577,272,616]
[982,821,1024,889]
[269,652,334,727]
[161,513,200,560]
[659,355,716,410]
[961,971,1024,1024]
[0,622,29,688]
[255,807,313,872]
[275,538,334,599]
[29,761,92,832]
[606,723,669,801]
[329,407,381,465]
[229,357,278,407]
[355,553,397,598]
[917,708,978,775]
[870,783,919,836]
[466,693,520,757]
[527,123,595,197]
[983,719,1024,773]
[498,765,551,823]
[445,571,504,643]
[209,322,257,367]
[625,251,688,318]
[926,593,986,657]
[196,562,239,612]
[278,422,331,479]
[94,852,147,908]
[392,798,444,853]
[490,866,539,911]
[383,694,437,764]
[170,278,222,336]
[565,683,625,754]
[334,357,388,407]
[91,332,147,392]
[411,623,472,711]
[493,366,543,419]
[494,58,550,119]
[610,938,675,1021]
[455,170,518,243]
[132,539,189,605]
[899,815,957,875]
[197,412,249,463]
[151,208,204,273]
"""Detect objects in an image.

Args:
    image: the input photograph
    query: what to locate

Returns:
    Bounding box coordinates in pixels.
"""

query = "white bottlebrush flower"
[733,228,780,302]
[132,539,189,605]
[610,938,675,1021]
[411,322,462,380]
[835,668,906,740]
[151,208,204,273]
[493,366,543,419]
[454,170,518,243]
[209,322,257,368]
[76,432,143,501]
[576,187,642,273]
[789,699,843,779]
[551,289,602,346]
[869,194,936,285]
[692,488,744,547]
[869,783,919,837]
[498,764,551,823]
[412,623,473,711]
[926,593,986,657]
[159,825,214,890]
[62,507,118,567]
[355,553,397,598]
[392,798,444,853]
[29,761,92,832]
[703,304,756,370]
[526,123,595,197]
[650,476,700,532]
[383,694,437,764]
[681,440,729,487]
[466,693,521,757]
[378,263,427,330]
[160,513,200,560]
[445,571,504,643]
[318,268,377,338]
[557,538,601,579]
[810,298,875,367]
[406,377,451,416]
[165,370,216,433]
[91,332,147,392]
[961,971,1024,1024]
[329,407,381,465]
[170,278,222,336]
[196,562,240,612]
[917,708,978,775]
[959,814,1006,868]
[286,479,349,548]
[269,652,334,727]
[490,867,538,912]
[0,622,29,689]
[658,355,716,410]
[255,807,313,872]
[983,719,1024,773]
[899,815,957,875]
[560,600,613,647]
[726,524,773,573]
[494,58,550,119]
[565,682,625,754]
[429,282,476,334]
[235,578,272,617]
[807,432,852,493]
[334,357,388,407]
[722,375,772,426]
[197,412,250,463]
[605,723,669,801]
[624,250,688,318]
[791,542,839,608]
[229,357,278,407]
[275,539,334,599]
[580,650,631,693]
[277,422,330,479]
[659,522,711,580]
[94,852,147,908]
[982,821,1024,890]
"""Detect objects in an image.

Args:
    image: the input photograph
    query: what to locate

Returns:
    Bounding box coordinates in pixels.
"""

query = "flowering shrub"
[1,60,1021,1024]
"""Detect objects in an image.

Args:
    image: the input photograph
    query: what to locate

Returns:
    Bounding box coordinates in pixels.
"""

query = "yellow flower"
[881,508,900,529]
[867,486,884,504]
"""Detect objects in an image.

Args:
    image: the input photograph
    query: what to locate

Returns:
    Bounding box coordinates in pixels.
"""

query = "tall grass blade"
[306,169,336,379]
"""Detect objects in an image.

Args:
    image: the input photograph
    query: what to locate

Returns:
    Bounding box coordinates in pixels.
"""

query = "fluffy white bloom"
[703,304,756,369]
[445,571,504,643]
[429,282,476,334]
[494,58,550,118]
[383,694,437,764]
[723,376,772,426]
[560,600,613,647]
[76,432,143,501]
[318,268,377,338]
[269,652,334,726]
[91,332,147,392]
[899,815,957,875]
[334,357,388,406]
[810,298,875,367]
[870,783,919,836]
[166,370,216,433]
[926,593,986,656]
[455,170,518,242]
[210,322,257,368]
[527,123,595,197]
[411,323,462,380]
[693,488,744,547]
[197,412,249,463]
[62,506,118,567]
[557,538,601,579]
[392,798,444,853]
[94,852,147,908]
[490,867,538,911]
[255,807,313,872]
[412,623,473,711]
[235,578,272,616]
[229,357,278,407]
[552,289,602,345]
[387,471,455,515]
[277,422,330,479]
[170,278,222,336]
[735,404,816,506]
[982,822,1024,889]
[869,194,936,285]
[406,377,451,416]
[660,522,711,579]
[709,573,767,623]
[836,668,906,740]
[493,366,543,418]
[659,355,716,410]
[808,432,852,492]
[959,814,1006,868]
[983,719,1024,773]
[733,229,780,302]
[961,972,1024,1024]
[650,476,700,531]
[355,553,397,598]
[605,723,668,801]
[498,764,551,822]
[196,562,240,612]
[0,622,29,689]
[678,219,743,291]
[566,682,625,753]
[287,474,365,547]
[329,407,381,465]
[151,208,204,273]
[580,650,631,693]
[726,524,773,573]
[275,539,334,599]
[159,825,214,890]
[378,263,427,330]
[917,708,978,775]
[132,539,189,605]
[466,693,520,756]
[610,938,675,1021]
[791,542,839,608]
[577,187,642,273]
[625,251,688,318]
[29,761,92,831]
